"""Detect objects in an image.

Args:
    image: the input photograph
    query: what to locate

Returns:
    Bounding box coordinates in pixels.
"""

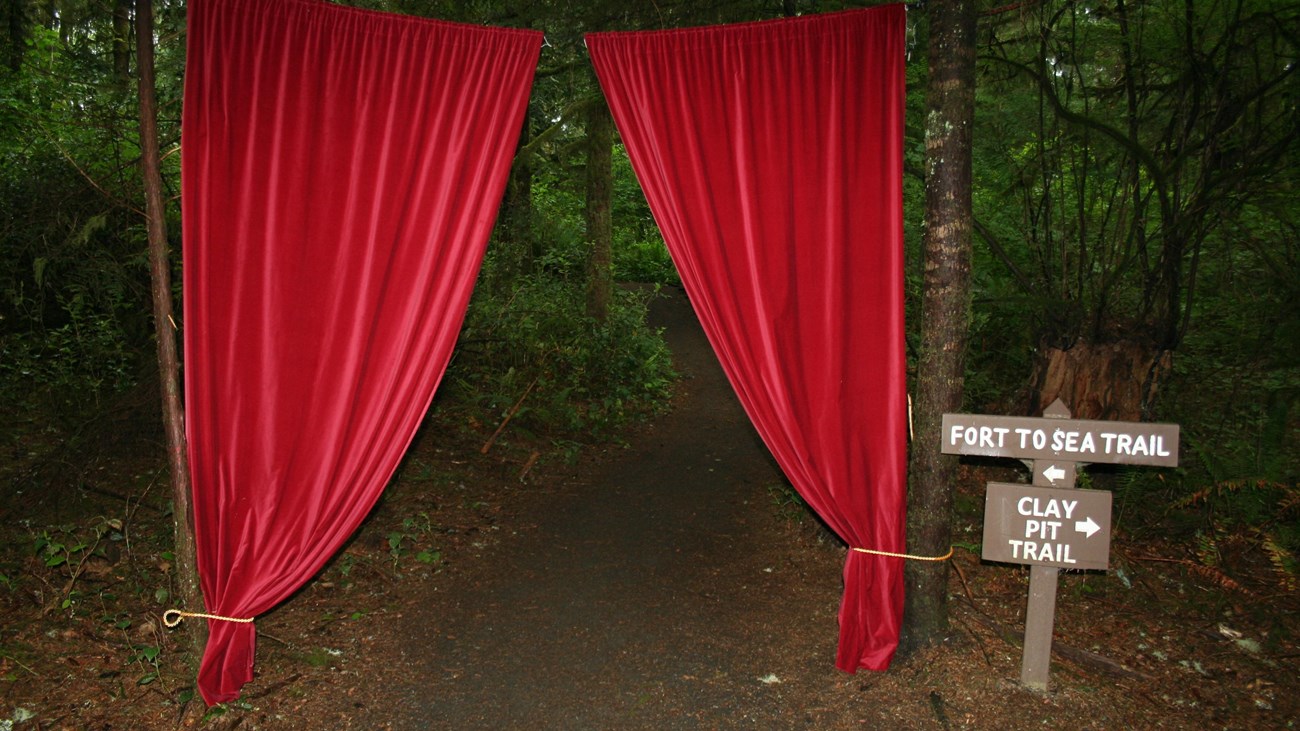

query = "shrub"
[440,272,674,441]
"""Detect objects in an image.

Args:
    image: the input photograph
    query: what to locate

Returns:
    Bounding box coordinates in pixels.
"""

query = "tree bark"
[1030,340,1171,421]
[113,0,131,81]
[902,0,977,653]
[584,93,613,323]
[4,0,24,72]
[135,0,205,653]
[501,110,536,281]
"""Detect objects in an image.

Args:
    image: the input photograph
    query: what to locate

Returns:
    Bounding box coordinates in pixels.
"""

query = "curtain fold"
[182,0,541,704]
[587,5,908,672]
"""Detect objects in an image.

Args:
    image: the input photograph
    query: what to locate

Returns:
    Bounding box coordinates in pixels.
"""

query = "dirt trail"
[373,287,859,729]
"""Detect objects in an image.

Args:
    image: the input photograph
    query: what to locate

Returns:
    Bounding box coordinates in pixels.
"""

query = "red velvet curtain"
[182,0,540,704]
[587,6,908,672]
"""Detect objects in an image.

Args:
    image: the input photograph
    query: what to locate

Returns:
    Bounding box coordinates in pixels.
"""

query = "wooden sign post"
[941,399,1179,691]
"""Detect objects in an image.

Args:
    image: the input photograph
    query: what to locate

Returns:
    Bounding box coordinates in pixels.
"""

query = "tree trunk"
[902,0,977,653]
[113,0,131,81]
[1030,340,1171,421]
[585,94,613,323]
[136,0,205,653]
[4,0,24,72]
[499,109,535,285]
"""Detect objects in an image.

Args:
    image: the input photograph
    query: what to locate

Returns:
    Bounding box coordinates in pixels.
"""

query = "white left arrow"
[1043,465,1066,484]
[1075,516,1100,538]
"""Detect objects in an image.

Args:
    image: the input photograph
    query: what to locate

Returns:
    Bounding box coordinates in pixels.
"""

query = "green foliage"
[445,271,675,439]
[970,0,1298,375]
[201,698,255,723]
[523,143,678,286]
[464,112,677,443]
[31,516,125,613]
[961,0,1299,558]
[1171,478,1300,593]
[127,644,162,686]
[0,294,138,423]
[614,237,678,285]
[1143,196,1300,553]
[766,481,812,524]
[0,0,1292,635]
[1,4,186,434]
[610,146,678,285]
[386,512,443,569]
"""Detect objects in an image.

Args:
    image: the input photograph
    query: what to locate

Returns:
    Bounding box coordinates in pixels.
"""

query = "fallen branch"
[950,550,977,604]
[518,451,541,482]
[951,612,995,668]
[1051,636,1151,683]
[1,651,42,678]
[481,378,538,454]
[1128,553,1253,595]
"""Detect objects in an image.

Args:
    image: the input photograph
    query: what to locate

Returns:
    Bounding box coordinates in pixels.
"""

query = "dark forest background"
[2,0,1296,612]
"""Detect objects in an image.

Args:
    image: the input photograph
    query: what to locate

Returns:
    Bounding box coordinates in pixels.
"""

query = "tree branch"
[973,218,1035,295]
[982,54,1172,223]
[516,96,602,164]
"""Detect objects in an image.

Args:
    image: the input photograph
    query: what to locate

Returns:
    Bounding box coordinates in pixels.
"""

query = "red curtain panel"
[181,0,541,704]
[587,5,908,672]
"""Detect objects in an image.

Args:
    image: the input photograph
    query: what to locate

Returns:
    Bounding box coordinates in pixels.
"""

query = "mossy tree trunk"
[585,94,613,324]
[500,109,536,284]
[112,0,131,81]
[902,0,977,653]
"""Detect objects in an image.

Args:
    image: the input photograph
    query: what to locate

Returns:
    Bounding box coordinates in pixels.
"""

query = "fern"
[1185,562,1251,595]
[1193,531,1220,568]
[1277,487,1300,518]
[1174,479,1300,594]
[1261,534,1298,594]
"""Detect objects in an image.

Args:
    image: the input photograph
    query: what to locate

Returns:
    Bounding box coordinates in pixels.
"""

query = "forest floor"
[1,287,1297,730]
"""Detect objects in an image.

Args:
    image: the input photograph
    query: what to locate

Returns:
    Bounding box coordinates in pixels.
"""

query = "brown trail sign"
[982,482,1112,571]
[941,413,1179,467]
[941,399,1179,691]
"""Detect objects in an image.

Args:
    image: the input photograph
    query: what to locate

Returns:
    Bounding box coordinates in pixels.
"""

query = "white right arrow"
[1075,516,1100,538]
[1044,465,1066,484]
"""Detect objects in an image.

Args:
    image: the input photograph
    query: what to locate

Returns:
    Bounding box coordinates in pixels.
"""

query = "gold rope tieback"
[850,546,954,562]
[163,609,256,628]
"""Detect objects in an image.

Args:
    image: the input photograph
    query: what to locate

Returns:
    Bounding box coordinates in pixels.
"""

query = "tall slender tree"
[903,0,978,651]
[499,109,537,280]
[112,0,131,80]
[3,0,24,71]
[584,92,614,323]
[136,0,204,651]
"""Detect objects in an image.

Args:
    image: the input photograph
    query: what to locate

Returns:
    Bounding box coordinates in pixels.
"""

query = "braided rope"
[163,609,255,628]
[850,545,954,562]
